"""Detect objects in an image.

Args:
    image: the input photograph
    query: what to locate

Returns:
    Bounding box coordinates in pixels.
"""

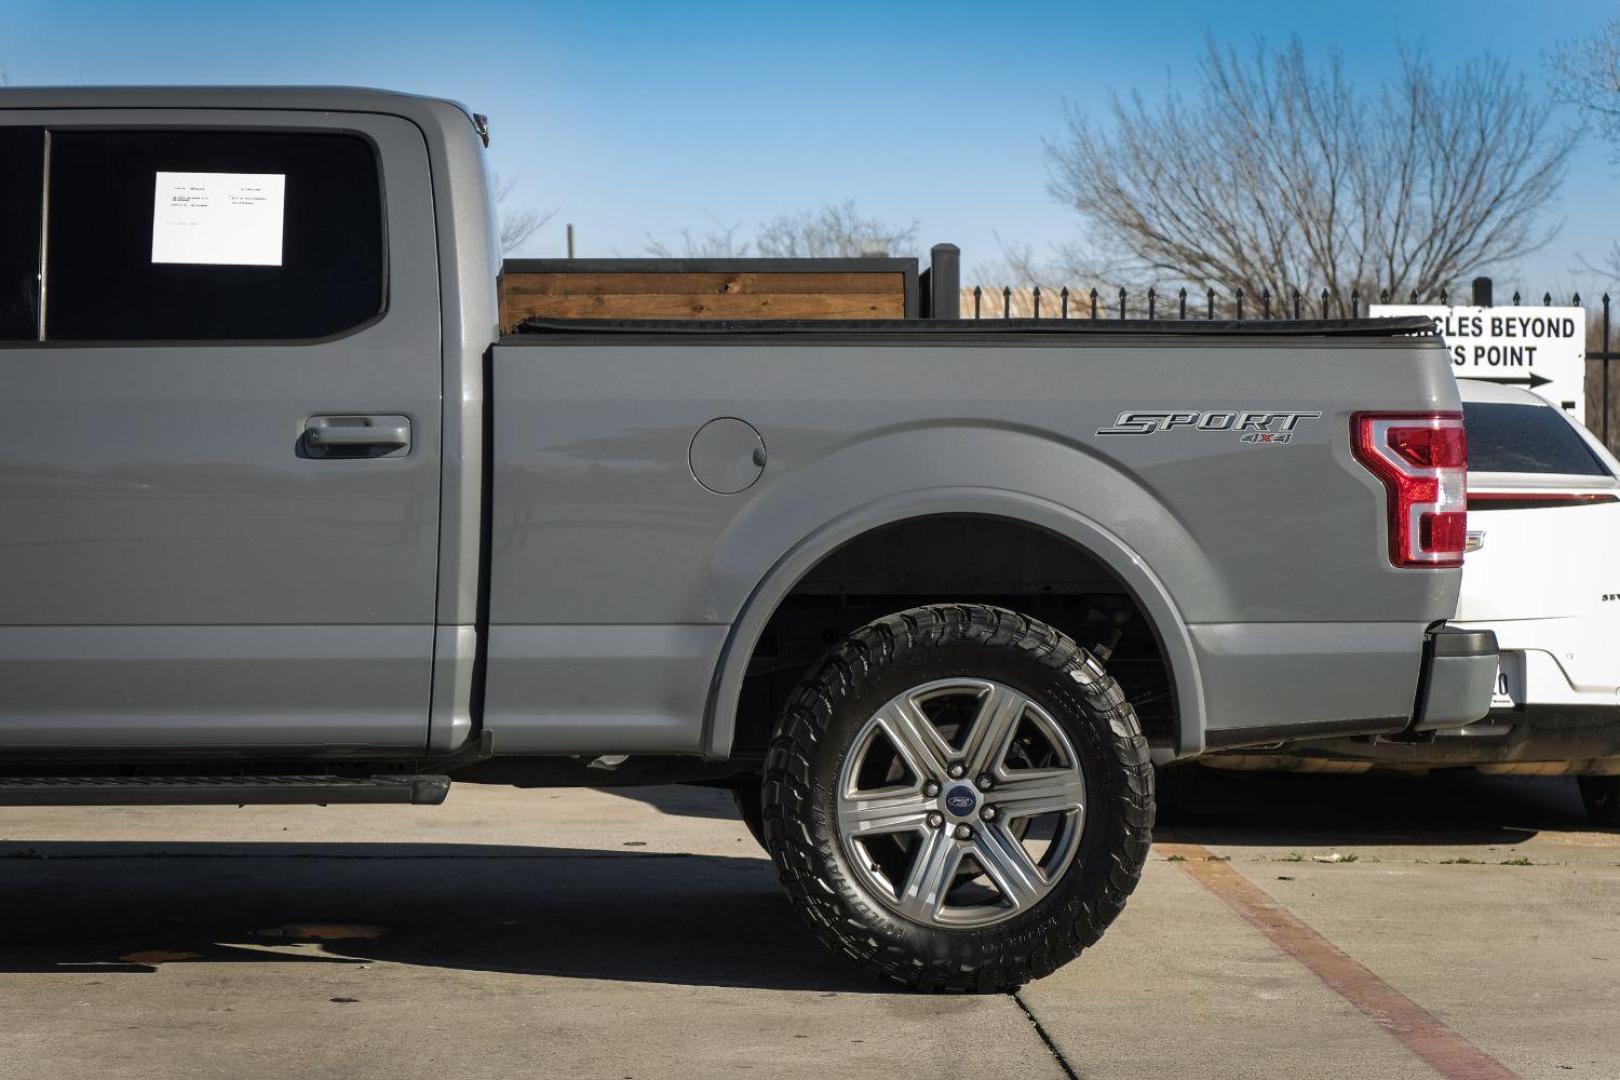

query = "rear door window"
[1463,401,1611,476]
[0,127,44,340]
[43,129,385,341]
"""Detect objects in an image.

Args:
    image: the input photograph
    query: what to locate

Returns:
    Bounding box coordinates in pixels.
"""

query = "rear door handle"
[302,415,412,459]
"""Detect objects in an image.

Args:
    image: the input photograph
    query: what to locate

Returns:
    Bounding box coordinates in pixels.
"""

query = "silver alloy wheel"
[835,677,1087,928]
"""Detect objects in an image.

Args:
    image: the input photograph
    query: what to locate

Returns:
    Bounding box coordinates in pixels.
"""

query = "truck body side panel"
[0,106,444,751]
[486,333,1460,755]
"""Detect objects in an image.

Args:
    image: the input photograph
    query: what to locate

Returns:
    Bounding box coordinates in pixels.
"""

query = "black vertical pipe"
[927,243,960,319]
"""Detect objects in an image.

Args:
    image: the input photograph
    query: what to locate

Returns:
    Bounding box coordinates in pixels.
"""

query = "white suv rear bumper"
[1453,615,1620,709]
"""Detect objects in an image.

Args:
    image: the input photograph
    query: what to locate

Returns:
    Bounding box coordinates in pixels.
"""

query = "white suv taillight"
[1351,412,1467,568]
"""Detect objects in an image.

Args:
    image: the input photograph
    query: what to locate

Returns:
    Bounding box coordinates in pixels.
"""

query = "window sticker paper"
[151,171,285,266]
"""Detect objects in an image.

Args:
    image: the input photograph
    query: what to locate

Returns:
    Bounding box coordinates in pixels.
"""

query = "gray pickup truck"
[0,88,1496,989]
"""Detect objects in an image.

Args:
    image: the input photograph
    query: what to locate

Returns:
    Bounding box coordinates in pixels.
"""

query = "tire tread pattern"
[762,603,1153,991]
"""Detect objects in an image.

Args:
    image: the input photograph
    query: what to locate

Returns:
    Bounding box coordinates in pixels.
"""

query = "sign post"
[1369,299,1587,423]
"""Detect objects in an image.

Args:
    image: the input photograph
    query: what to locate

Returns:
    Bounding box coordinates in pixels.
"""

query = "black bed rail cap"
[509,315,1438,338]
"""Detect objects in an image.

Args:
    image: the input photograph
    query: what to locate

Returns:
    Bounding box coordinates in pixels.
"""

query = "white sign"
[1370,304,1587,424]
[151,171,285,267]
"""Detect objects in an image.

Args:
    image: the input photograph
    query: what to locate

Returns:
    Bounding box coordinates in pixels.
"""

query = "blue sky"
[3,0,1615,295]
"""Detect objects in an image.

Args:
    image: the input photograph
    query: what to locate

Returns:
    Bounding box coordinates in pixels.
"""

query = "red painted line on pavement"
[1158,842,1521,1080]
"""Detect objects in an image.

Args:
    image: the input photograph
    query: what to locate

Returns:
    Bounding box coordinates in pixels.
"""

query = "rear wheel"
[762,603,1153,990]
[1578,776,1620,828]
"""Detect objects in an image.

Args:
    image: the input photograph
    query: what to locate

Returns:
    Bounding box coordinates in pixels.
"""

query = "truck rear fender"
[701,425,1212,759]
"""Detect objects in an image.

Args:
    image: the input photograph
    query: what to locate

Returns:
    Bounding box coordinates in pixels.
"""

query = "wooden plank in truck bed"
[499,258,918,329]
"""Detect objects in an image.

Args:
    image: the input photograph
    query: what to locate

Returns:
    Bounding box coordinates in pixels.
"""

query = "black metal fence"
[1592,293,1619,456]
[967,283,1374,321]
[965,282,1598,323]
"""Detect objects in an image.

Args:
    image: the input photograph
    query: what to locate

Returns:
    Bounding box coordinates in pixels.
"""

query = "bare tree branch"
[756,200,917,258]
[1578,243,1620,284]
[643,214,751,257]
[1038,35,1576,310]
[492,172,557,256]
[1553,17,1620,165]
[645,201,916,259]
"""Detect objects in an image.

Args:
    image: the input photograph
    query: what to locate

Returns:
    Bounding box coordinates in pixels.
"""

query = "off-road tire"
[1578,776,1620,828]
[761,603,1154,991]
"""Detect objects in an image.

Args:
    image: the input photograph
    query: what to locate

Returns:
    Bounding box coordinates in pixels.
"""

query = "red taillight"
[1352,412,1467,568]
[1388,424,1465,469]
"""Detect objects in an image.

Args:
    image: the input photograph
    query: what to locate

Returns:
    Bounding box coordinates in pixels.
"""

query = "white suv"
[1451,379,1620,824]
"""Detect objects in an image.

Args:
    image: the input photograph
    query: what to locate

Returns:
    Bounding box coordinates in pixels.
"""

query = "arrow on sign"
[1483,373,1554,389]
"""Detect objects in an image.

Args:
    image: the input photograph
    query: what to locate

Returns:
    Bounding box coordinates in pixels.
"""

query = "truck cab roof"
[0,84,463,110]
[0,86,485,144]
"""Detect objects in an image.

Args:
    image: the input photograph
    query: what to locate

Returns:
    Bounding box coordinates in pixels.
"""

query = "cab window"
[0,127,44,340]
[42,129,385,342]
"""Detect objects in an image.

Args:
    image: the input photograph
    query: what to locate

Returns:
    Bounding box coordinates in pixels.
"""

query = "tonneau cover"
[509,316,1437,339]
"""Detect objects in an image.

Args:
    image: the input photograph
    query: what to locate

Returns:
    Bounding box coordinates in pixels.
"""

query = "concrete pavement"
[1,771,1616,1079]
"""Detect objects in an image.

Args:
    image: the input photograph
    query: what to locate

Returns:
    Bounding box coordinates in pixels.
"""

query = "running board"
[0,774,450,807]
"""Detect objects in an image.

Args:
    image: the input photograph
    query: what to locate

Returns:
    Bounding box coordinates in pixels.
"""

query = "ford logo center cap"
[944,785,978,816]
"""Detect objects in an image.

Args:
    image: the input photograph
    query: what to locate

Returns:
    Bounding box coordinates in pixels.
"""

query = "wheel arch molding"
[700,487,1207,761]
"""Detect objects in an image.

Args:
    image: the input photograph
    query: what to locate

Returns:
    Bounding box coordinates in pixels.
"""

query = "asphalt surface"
[1,770,1617,1080]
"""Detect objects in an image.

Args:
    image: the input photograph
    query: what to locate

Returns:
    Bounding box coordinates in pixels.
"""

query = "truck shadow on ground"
[1150,768,1594,847]
[0,841,878,991]
[606,769,1596,847]
[1,774,1601,987]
